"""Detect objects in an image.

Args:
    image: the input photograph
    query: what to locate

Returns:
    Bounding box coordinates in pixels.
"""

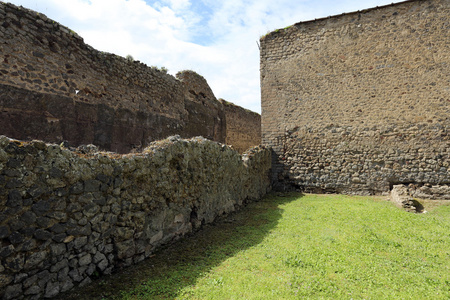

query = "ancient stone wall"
[0,2,260,154]
[0,135,271,299]
[260,0,450,194]
[220,99,261,153]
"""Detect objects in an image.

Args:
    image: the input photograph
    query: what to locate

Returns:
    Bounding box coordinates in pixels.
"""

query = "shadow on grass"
[55,192,301,300]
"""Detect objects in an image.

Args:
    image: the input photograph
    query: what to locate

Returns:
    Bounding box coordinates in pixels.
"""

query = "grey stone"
[104,244,114,253]
[9,231,25,244]
[69,182,83,195]
[68,269,83,282]
[27,185,45,198]
[49,223,67,234]
[34,229,52,240]
[37,270,50,280]
[47,211,67,221]
[78,217,88,226]
[14,273,28,283]
[74,236,88,249]
[52,233,67,243]
[79,276,92,287]
[58,266,70,281]
[60,279,74,293]
[89,213,103,225]
[68,258,78,268]
[83,203,100,218]
[24,251,47,270]
[25,285,41,295]
[80,223,92,235]
[19,239,37,252]
[67,203,82,213]
[20,211,37,225]
[0,244,15,258]
[5,253,25,272]
[0,274,14,289]
[23,274,38,289]
[79,254,92,266]
[9,219,26,231]
[116,240,135,259]
[49,167,63,178]
[50,258,68,272]
[36,216,51,228]
[6,158,21,168]
[44,280,60,298]
[50,243,66,256]
[32,200,51,215]
[7,190,22,207]
[5,178,22,189]
[38,271,54,289]
[84,179,101,192]
[4,283,22,300]
[0,225,10,238]
[86,263,96,276]
[93,252,107,264]
[97,258,109,271]
[4,168,21,177]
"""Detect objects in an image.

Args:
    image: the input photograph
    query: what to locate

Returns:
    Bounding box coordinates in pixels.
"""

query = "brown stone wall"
[260,0,450,193]
[0,3,259,153]
[220,99,261,153]
[177,71,227,142]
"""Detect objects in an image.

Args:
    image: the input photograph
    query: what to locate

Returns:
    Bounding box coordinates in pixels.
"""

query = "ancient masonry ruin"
[1,0,450,298]
[260,0,450,196]
[0,2,268,299]
[0,2,261,154]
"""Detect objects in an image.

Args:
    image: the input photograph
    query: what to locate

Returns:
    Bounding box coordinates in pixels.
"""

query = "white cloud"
[5,0,404,113]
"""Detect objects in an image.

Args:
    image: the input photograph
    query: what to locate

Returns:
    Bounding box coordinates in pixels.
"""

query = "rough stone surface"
[260,0,450,195]
[0,3,260,154]
[0,135,271,299]
[219,99,262,153]
[390,185,417,213]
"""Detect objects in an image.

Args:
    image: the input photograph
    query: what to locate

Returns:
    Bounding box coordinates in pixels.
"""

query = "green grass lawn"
[62,193,450,300]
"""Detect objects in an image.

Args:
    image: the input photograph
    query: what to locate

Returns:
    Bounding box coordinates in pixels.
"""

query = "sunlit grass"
[61,193,450,300]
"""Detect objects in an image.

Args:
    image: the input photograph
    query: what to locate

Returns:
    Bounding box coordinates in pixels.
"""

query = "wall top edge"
[260,0,421,41]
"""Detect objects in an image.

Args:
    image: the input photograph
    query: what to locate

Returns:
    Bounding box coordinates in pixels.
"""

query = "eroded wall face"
[260,0,450,194]
[0,3,261,153]
[221,101,261,153]
[0,136,271,299]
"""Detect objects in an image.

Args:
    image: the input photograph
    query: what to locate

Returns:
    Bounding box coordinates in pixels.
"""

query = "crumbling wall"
[177,71,226,143]
[0,2,261,153]
[260,0,450,194]
[220,99,261,153]
[0,135,271,299]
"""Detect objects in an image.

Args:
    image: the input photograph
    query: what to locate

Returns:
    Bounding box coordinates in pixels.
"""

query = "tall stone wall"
[219,99,261,153]
[260,0,450,194]
[0,135,271,299]
[0,2,260,154]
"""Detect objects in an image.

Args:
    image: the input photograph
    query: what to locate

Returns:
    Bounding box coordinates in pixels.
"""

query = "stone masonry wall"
[0,2,260,153]
[219,99,261,153]
[260,0,450,194]
[0,135,271,299]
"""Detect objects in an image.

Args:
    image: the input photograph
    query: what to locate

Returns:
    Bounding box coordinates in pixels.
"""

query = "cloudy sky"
[6,0,402,113]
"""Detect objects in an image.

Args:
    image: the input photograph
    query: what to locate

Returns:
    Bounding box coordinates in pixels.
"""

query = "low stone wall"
[0,135,271,299]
